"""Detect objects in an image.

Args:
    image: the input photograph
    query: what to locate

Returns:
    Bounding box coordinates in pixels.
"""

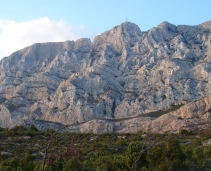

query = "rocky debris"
[141,134,147,138]
[203,139,211,146]
[179,142,191,145]
[0,152,12,156]
[90,136,98,141]
[118,135,126,139]
[0,20,211,133]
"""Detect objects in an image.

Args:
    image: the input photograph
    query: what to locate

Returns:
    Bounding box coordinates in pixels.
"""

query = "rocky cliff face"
[0,21,211,133]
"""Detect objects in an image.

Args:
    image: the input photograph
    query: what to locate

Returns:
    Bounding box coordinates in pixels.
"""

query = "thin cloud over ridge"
[0,17,96,59]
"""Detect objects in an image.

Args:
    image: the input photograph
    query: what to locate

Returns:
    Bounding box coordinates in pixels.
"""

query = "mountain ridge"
[0,20,211,133]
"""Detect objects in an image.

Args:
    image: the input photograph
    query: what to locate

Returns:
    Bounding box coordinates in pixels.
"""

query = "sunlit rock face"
[0,20,211,133]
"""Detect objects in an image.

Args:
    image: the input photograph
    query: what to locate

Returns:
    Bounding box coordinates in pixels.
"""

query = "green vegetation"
[0,126,211,170]
[141,104,183,118]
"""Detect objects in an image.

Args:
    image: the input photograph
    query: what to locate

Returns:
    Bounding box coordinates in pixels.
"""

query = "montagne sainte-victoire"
[0,20,211,133]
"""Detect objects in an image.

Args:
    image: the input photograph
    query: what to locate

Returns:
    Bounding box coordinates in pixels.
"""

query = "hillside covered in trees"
[0,126,211,171]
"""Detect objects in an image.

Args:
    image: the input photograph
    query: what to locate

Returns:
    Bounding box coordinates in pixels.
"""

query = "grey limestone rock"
[0,20,211,133]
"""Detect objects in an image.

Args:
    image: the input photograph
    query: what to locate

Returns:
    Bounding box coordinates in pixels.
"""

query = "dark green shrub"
[147,139,186,170]
[192,147,205,165]
[204,145,211,158]
[124,141,147,170]
[29,124,38,132]
[191,138,202,147]
[116,139,127,146]
[179,129,192,135]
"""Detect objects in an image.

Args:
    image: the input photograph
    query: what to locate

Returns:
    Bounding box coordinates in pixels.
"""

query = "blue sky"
[0,0,211,59]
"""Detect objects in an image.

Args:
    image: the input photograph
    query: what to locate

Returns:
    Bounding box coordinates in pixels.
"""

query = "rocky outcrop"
[171,96,211,119]
[0,20,211,133]
[16,96,211,134]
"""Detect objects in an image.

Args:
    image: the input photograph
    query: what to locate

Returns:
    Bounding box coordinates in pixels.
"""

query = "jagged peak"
[102,21,141,35]
[120,21,139,27]
[117,21,141,33]
[93,21,142,49]
[200,20,211,30]
[156,21,177,31]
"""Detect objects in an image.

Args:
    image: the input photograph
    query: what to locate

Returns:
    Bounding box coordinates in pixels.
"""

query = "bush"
[29,124,38,132]
[116,139,127,146]
[147,139,186,170]
[158,159,187,171]
[179,129,192,135]
[192,147,205,165]
[191,138,202,147]
[83,151,127,171]
[0,158,19,171]
[124,141,147,170]
[204,146,211,158]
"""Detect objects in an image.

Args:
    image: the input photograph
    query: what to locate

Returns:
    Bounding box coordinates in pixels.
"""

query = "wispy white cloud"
[0,17,96,59]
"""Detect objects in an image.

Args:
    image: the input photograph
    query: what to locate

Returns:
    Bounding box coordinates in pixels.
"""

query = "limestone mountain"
[0,21,211,133]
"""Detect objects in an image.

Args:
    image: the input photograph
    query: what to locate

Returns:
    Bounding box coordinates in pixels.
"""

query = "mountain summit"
[0,21,211,133]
